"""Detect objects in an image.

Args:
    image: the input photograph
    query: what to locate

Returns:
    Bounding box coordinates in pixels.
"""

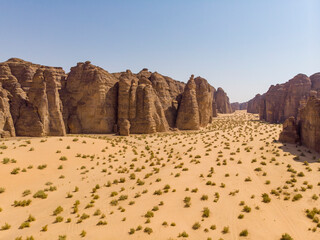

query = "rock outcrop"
[298,96,320,153]
[279,117,299,144]
[259,74,313,123]
[61,61,118,134]
[215,87,232,113]
[0,58,232,137]
[0,58,66,137]
[231,102,240,112]
[142,70,185,128]
[117,70,169,135]
[247,94,262,114]
[279,96,320,153]
[176,75,200,130]
[0,83,15,137]
[194,77,213,127]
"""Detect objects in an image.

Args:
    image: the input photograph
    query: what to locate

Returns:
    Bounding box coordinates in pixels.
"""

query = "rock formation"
[0,58,232,137]
[231,102,247,112]
[215,87,232,113]
[279,117,299,144]
[117,70,169,135]
[279,96,320,153]
[0,58,66,137]
[231,102,240,112]
[298,96,320,153]
[259,74,314,123]
[176,75,200,130]
[0,83,15,137]
[61,61,118,134]
[247,94,262,114]
[141,70,185,128]
[194,77,213,127]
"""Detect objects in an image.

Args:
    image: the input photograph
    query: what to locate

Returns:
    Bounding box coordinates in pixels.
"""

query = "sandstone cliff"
[0,58,231,137]
[0,58,66,137]
[247,94,262,114]
[279,96,320,153]
[176,75,200,130]
[117,70,169,135]
[215,87,232,113]
[259,74,315,123]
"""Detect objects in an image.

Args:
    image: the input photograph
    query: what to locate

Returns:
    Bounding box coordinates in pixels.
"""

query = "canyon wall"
[279,96,320,153]
[0,58,232,136]
[259,73,320,123]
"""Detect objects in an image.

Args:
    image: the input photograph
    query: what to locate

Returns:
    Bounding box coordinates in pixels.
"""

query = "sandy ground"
[0,111,319,240]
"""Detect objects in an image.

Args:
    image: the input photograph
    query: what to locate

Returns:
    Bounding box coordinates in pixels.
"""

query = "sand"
[0,111,319,240]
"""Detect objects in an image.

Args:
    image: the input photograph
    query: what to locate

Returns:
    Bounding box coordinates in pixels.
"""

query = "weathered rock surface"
[117,70,169,135]
[279,116,299,144]
[231,102,240,112]
[0,83,15,137]
[194,77,213,127]
[279,96,320,153]
[142,70,185,128]
[259,74,313,123]
[0,58,231,137]
[247,94,263,114]
[61,61,118,134]
[176,75,200,130]
[0,58,66,137]
[215,87,232,113]
[298,96,320,153]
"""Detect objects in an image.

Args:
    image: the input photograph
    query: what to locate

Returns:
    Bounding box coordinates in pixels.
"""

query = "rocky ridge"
[0,58,232,137]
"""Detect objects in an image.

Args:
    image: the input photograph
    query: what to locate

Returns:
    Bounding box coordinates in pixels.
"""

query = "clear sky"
[1,0,319,102]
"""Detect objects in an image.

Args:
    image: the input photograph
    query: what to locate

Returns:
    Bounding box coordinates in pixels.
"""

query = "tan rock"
[260,74,311,123]
[194,77,213,127]
[176,75,200,130]
[247,94,262,114]
[118,70,169,135]
[215,87,232,113]
[279,116,299,144]
[61,61,119,134]
[298,96,320,153]
[0,83,15,137]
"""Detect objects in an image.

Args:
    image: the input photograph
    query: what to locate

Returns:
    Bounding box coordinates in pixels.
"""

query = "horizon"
[1,0,319,102]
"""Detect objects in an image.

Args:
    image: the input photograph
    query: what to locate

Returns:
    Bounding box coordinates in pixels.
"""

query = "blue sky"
[1,0,319,102]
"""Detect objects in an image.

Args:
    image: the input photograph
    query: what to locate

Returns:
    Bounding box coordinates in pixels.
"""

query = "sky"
[1,0,319,102]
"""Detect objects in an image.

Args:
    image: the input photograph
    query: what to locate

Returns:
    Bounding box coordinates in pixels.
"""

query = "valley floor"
[0,111,319,240]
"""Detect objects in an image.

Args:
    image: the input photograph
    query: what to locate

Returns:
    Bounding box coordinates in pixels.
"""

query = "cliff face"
[259,74,315,123]
[0,58,232,137]
[176,75,200,130]
[215,87,232,113]
[279,96,320,153]
[298,96,320,153]
[61,61,118,134]
[141,70,185,128]
[247,94,262,114]
[231,102,247,112]
[117,70,169,135]
[0,58,66,137]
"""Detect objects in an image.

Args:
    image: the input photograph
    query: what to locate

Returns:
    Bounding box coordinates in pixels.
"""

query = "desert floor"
[0,111,319,240]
